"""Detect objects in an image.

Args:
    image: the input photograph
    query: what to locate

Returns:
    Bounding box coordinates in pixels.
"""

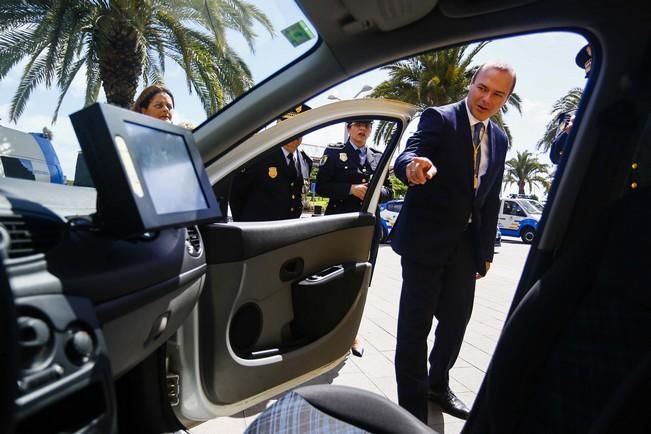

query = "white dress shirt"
[464,99,490,191]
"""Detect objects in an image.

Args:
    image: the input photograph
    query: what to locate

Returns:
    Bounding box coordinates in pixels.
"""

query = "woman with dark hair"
[132,84,175,123]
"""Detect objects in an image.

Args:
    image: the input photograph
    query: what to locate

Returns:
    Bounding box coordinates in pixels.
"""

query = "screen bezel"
[71,103,220,237]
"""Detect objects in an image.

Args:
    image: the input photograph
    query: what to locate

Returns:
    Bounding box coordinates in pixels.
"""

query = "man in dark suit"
[390,62,516,423]
[316,120,392,215]
[230,105,313,221]
[316,119,392,357]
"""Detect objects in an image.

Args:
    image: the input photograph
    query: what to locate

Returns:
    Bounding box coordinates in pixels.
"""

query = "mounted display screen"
[71,103,220,238]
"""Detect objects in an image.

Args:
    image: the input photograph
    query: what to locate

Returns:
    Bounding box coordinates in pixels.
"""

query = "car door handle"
[279,257,304,281]
[303,265,344,284]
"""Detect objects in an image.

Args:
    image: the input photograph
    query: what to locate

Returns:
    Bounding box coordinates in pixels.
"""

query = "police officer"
[550,44,592,165]
[230,104,313,221]
[315,119,392,358]
[315,120,392,214]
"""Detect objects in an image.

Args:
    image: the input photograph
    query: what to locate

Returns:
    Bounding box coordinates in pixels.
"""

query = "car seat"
[245,384,435,434]
[463,186,651,433]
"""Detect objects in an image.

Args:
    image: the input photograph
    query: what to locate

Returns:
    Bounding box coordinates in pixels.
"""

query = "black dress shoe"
[351,343,364,357]
[351,338,364,357]
[427,387,469,420]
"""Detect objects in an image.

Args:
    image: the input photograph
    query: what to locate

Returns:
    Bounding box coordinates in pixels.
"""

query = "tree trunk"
[518,180,525,195]
[96,16,143,108]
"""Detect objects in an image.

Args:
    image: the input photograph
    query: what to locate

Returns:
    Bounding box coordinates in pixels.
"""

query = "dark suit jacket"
[230,148,312,221]
[316,141,392,215]
[390,100,508,275]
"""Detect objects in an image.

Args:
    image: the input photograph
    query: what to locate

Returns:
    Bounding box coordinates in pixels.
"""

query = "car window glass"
[1,0,317,188]
[512,203,526,216]
[1,29,591,222]
[228,119,397,222]
[503,201,514,214]
[519,200,539,214]
[528,200,544,212]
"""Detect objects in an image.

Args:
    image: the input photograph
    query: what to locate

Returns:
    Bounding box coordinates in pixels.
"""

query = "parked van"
[498,197,543,243]
[0,125,65,184]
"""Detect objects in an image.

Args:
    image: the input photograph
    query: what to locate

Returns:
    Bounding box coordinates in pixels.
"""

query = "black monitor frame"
[70,103,220,238]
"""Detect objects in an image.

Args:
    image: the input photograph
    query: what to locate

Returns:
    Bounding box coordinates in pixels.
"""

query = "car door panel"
[202,212,375,263]
[172,100,417,421]
[175,213,373,414]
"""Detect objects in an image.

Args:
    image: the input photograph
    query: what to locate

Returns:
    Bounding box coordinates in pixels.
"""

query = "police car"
[379,199,403,242]
[498,196,543,243]
[380,199,502,247]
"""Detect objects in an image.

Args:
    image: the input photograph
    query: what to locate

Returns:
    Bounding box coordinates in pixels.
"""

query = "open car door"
[169,99,418,422]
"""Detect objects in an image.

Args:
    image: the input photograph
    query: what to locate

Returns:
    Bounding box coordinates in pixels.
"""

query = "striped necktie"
[472,123,485,190]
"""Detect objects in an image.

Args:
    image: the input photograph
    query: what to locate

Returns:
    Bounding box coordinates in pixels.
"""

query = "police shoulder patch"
[327,142,345,149]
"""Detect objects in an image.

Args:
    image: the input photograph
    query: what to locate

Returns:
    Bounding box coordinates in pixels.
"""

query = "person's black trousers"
[394,231,476,423]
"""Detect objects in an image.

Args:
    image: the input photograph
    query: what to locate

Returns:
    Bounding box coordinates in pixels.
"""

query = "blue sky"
[0,2,587,196]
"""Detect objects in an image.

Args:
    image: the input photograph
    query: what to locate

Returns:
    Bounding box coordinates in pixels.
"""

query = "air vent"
[185,226,202,257]
[0,214,62,259]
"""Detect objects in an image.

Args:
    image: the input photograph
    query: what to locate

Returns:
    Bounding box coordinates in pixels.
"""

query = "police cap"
[278,103,311,122]
[346,119,374,127]
[575,44,592,69]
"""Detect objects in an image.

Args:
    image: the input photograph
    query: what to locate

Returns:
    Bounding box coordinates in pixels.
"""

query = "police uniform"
[230,103,313,222]
[230,148,312,221]
[316,141,392,215]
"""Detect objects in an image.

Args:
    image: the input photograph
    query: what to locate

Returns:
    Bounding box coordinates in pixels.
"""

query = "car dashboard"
[1,178,207,433]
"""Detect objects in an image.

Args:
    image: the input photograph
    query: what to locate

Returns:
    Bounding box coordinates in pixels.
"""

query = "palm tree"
[0,0,273,123]
[503,150,550,195]
[370,43,522,146]
[536,87,583,152]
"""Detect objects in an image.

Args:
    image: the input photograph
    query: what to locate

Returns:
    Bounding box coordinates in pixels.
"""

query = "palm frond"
[10,53,50,122]
[536,87,583,151]
[1,0,273,121]
[84,52,102,106]
[53,56,86,123]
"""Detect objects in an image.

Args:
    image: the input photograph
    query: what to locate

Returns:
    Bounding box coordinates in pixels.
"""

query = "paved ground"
[192,238,530,433]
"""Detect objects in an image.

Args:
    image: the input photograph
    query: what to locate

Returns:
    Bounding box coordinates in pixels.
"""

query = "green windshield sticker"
[281,21,315,47]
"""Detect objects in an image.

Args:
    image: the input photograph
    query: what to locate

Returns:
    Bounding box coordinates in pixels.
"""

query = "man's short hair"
[471,62,517,96]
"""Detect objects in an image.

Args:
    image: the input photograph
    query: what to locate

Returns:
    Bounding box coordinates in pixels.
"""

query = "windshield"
[0,1,317,185]
[520,200,541,214]
[527,200,545,212]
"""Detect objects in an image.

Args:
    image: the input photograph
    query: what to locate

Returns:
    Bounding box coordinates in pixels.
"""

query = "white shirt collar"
[464,98,489,130]
[348,140,366,153]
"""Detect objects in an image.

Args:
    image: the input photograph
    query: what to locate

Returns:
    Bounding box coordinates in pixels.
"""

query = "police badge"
[268,167,278,178]
[320,155,328,166]
[339,153,348,162]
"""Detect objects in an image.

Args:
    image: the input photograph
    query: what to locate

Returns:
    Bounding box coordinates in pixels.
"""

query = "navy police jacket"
[316,141,392,215]
[230,148,312,221]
